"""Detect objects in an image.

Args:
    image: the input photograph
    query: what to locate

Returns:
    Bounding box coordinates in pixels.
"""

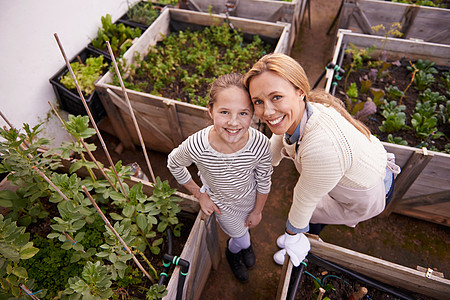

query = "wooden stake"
[53,33,128,198]
[105,41,157,183]
[317,287,326,300]
[81,185,155,283]
[48,101,121,192]
[19,284,40,300]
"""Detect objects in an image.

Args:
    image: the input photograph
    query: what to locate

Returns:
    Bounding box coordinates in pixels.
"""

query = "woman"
[243,53,400,266]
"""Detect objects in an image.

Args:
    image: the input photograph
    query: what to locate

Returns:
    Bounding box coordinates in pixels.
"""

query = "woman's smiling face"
[248,71,304,135]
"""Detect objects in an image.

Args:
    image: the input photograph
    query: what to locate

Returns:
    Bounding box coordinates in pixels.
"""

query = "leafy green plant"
[91,14,142,57]
[126,1,159,26]
[407,59,438,91]
[146,283,168,300]
[344,44,374,89]
[60,56,108,96]
[386,134,408,146]
[438,100,450,124]
[0,215,40,298]
[385,85,404,100]
[439,71,450,90]
[64,261,113,299]
[0,124,60,226]
[411,101,444,140]
[379,100,407,133]
[391,0,447,8]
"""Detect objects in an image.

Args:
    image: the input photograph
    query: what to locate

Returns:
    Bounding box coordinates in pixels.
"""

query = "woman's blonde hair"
[244,53,371,139]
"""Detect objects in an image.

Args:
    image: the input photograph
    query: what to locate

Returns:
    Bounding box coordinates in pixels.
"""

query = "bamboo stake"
[105,41,157,183]
[0,111,13,128]
[48,101,123,191]
[81,185,155,283]
[53,33,128,198]
[48,101,97,181]
[19,284,40,300]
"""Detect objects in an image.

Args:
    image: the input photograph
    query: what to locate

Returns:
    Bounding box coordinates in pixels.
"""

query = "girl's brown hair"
[208,73,249,110]
[244,53,371,139]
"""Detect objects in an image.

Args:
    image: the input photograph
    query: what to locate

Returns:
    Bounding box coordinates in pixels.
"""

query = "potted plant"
[0,115,219,299]
[49,48,110,123]
[324,29,450,227]
[118,0,164,30]
[88,14,142,60]
[95,7,292,154]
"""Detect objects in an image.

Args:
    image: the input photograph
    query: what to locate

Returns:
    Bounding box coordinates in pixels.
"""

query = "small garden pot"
[95,7,292,153]
[49,47,110,123]
[117,1,165,31]
[324,29,450,227]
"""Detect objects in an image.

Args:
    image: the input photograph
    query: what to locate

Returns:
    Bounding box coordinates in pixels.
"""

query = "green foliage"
[407,59,438,91]
[91,14,142,57]
[64,261,113,299]
[411,101,445,140]
[385,85,404,100]
[439,71,450,90]
[379,100,407,133]
[0,123,60,226]
[60,56,108,96]
[370,88,386,106]
[0,215,39,297]
[146,283,168,299]
[386,134,408,146]
[418,88,446,105]
[126,1,159,26]
[438,100,450,124]
[19,235,83,299]
[391,0,447,8]
[118,24,271,106]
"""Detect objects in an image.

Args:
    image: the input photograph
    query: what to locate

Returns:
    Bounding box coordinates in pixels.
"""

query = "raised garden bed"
[324,29,450,226]
[117,1,165,31]
[276,235,450,299]
[181,0,308,54]
[337,0,450,44]
[49,47,110,123]
[0,118,219,299]
[95,7,291,153]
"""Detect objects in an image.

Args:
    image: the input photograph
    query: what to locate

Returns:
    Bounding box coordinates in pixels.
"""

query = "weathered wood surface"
[324,30,450,227]
[338,0,450,44]
[181,0,307,54]
[96,8,291,154]
[276,235,450,299]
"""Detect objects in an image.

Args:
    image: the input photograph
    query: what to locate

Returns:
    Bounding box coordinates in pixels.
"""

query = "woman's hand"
[198,193,221,216]
[245,211,262,228]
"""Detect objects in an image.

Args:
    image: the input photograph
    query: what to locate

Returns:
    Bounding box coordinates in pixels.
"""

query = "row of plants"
[114,23,273,106]
[0,114,186,299]
[334,25,449,153]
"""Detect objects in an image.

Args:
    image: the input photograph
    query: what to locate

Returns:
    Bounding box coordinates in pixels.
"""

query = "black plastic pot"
[49,47,111,123]
[117,2,164,31]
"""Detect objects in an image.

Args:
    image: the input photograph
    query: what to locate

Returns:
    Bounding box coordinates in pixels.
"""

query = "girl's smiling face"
[248,71,304,136]
[208,86,253,153]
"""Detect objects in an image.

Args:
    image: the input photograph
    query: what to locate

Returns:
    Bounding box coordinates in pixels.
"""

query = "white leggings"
[228,230,251,254]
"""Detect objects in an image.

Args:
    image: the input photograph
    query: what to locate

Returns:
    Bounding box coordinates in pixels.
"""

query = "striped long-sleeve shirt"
[167,126,273,237]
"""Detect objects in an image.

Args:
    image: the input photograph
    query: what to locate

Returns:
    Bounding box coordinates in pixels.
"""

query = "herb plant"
[91,14,142,57]
[126,1,159,26]
[379,100,407,133]
[60,56,108,96]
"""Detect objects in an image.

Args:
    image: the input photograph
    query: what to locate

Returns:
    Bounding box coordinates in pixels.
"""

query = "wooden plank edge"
[307,235,450,299]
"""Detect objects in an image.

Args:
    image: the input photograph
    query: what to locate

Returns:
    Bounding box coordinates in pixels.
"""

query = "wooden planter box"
[276,235,450,299]
[337,0,450,44]
[324,29,450,227]
[181,0,307,54]
[0,159,220,300]
[95,7,291,154]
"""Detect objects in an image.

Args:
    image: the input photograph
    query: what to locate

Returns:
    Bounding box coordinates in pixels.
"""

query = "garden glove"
[273,248,286,265]
[283,232,310,267]
[276,233,286,248]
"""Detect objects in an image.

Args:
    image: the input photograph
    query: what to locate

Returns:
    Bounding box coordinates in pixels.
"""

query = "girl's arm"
[245,192,268,228]
[183,179,221,216]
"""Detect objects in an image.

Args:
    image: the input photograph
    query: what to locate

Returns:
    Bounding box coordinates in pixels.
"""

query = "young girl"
[167,73,273,282]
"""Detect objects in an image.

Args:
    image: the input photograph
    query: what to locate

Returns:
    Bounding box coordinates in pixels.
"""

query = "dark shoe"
[226,242,249,282]
[241,245,255,268]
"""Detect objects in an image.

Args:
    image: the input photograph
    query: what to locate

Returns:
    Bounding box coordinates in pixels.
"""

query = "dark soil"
[335,54,450,152]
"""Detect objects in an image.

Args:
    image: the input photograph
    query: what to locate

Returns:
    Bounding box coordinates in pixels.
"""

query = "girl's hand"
[245,211,262,228]
[198,193,221,216]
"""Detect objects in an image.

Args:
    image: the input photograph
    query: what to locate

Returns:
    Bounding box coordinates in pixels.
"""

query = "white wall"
[0,0,138,147]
